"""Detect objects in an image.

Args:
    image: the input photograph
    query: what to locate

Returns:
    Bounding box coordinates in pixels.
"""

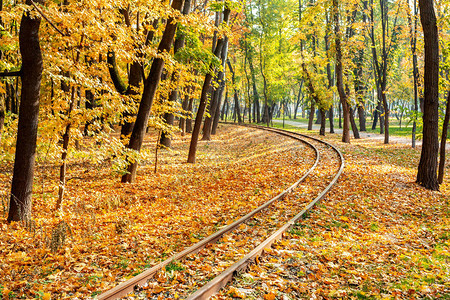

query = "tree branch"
[0,70,21,77]
[30,0,67,37]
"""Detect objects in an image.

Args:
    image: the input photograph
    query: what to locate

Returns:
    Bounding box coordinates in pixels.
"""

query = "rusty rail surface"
[97,126,320,299]
[186,124,345,300]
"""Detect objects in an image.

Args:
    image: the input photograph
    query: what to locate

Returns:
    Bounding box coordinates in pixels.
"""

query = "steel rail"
[186,124,345,300]
[97,126,320,299]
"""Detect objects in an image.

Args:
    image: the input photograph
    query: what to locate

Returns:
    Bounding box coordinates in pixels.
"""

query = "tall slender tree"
[121,0,184,183]
[7,0,43,222]
[416,0,439,190]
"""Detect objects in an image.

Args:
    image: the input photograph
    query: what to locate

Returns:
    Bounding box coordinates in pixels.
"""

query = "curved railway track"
[97,125,344,300]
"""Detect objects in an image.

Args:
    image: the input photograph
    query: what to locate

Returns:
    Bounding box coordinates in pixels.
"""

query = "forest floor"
[217,125,450,299]
[0,125,311,299]
[0,124,449,299]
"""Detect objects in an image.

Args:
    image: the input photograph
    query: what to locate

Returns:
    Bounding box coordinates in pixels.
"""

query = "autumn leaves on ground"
[1,125,449,299]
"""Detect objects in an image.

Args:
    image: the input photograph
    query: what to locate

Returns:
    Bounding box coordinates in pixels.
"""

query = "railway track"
[97,124,344,300]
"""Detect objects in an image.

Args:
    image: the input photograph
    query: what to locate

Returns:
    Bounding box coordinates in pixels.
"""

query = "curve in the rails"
[186,124,345,300]
[98,125,320,300]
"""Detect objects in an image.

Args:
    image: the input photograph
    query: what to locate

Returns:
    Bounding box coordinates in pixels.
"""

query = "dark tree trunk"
[308,100,315,130]
[161,0,191,147]
[8,2,43,222]
[56,86,76,210]
[228,59,242,124]
[179,91,190,135]
[408,0,419,148]
[329,105,335,133]
[187,7,230,163]
[357,105,366,131]
[438,91,450,184]
[247,49,260,123]
[319,108,326,136]
[372,100,379,129]
[0,100,4,142]
[349,106,360,139]
[186,96,194,133]
[211,84,224,135]
[203,37,228,140]
[122,0,184,183]
[333,0,350,143]
[220,91,228,120]
[416,0,439,190]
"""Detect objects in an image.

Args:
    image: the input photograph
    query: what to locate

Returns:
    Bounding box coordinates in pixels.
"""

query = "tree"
[187,5,231,163]
[7,0,43,222]
[121,0,185,183]
[416,0,439,190]
[333,0,350,143]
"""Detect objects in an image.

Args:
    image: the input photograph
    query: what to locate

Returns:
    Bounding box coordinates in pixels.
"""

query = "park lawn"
[274,117,418,139]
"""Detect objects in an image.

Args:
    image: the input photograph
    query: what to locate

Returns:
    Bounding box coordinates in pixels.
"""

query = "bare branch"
[0,70,21,77]
[30,0,67,37]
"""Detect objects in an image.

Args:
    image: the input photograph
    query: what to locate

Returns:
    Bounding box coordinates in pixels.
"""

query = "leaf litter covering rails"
[217,131,450,299]
[104,126,342,299]
[0,125,314,299]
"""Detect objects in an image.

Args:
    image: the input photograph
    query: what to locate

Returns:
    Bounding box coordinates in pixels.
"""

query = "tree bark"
[308,100,315,130]
[408,0,419,148]
[416,0,439,190]
[187,7,230,163]
[319,108,326,136]
[122,0,184,183]
[161,0,191,147]
[227,59,242,124]
[0,100,4,142]
[186,96,194,133]
[179,91,189,135]
[438,91,450,184]
[333,0,350,143]
[8,1,43,222]
[329,105,335,133]
[349,106,360,139]
[211,84,223,135]
[203,37,229,139]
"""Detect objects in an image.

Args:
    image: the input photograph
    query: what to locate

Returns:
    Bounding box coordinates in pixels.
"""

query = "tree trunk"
[0,100,4,142]
[179,92,189,135]
[315,109,321,124]
[319,108,326,136]
[372,100,379,129]
[186,96,194,133]
[161,0,191,146]
[349,106,360,139]
[329,105,335,133]
[308,100,315,130]
[107,51,142,139]
[438,91,450,184]
[211,84,224,135]
[187,7,230,163]
[247,48,260,123]
[56,86,76,210]
[228,59,242,124]
[8,2,43,222]
[203,37,228,140]
[408,0,419,148]
[333,0,350,143]
[416,0,439,190]
[357,105,366,131]
[122,0,184,183]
